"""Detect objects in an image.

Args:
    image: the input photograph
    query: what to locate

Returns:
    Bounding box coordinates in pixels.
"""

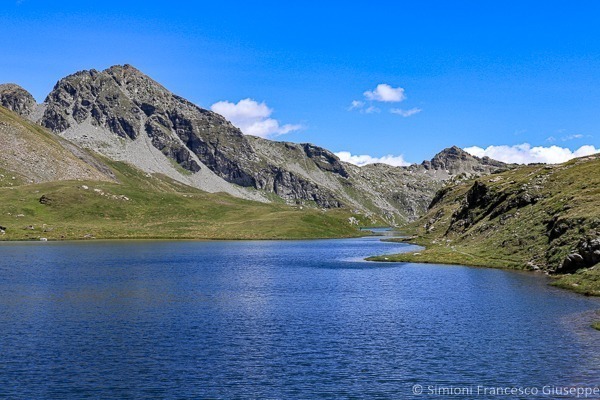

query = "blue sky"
[2,1,600,164]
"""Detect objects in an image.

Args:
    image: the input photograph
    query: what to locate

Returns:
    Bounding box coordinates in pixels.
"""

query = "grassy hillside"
[0,106,113,183]
[0,107,366,240]
[369,155,600,296]
[0,159,365,240]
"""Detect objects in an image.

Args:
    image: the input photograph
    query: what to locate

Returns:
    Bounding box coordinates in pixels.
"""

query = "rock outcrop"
[0,84,37,117]
[558,237,600,273]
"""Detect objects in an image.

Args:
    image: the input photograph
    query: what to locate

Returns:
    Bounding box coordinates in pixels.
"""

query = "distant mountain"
[8,64,510,224]
[422,145,509,176]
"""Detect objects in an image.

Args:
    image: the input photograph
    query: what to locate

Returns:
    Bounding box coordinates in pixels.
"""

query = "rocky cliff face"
[0,84,37,117]
[19,64,509,223]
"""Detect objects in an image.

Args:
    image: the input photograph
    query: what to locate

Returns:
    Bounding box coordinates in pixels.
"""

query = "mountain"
[422,145,508,176]
[10,64,509,224]
[369,154,600,295]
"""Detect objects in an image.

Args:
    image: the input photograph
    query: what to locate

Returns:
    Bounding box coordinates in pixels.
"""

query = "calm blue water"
[0,237,599,399]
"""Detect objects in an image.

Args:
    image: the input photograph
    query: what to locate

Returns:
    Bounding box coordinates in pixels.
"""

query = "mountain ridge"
[3,64,510,224]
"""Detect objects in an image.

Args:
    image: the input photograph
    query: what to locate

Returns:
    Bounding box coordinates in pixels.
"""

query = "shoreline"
[0,228,396,244]
[366,238,600,330]
[0,226,392,243]
[0,232,367,243]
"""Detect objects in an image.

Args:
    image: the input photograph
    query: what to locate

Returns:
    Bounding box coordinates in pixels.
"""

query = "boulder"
[557,237,600,273]
[39,195,54,205]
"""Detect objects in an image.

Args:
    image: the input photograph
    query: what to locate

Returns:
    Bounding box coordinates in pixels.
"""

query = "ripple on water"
[0,238,598,398]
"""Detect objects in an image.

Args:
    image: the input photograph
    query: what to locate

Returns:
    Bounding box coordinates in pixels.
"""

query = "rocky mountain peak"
[423,145,508,176]
[35,65,350,208]
[0,83,37,117]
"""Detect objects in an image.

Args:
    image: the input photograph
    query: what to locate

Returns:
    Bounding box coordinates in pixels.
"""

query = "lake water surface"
[0,237,599,399]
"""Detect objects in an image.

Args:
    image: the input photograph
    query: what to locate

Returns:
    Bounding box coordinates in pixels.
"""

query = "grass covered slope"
[0,106,114,184]
[369,155,600,295]
[0,106,365,240]
[0,159,364,240]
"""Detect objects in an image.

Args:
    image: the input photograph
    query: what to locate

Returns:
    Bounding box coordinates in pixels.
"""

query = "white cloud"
[363,84,406,102]
[347,101,381,114]
[348,100,364,110]
[335,151,411,167]
[549,132,590,142]
[464,143,600,164]
[390,107,422,117]
[210,98,301,138]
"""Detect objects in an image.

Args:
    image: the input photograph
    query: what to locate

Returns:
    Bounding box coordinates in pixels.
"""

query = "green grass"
[168,157,194,176]
[367,242,523,269]
[550,266,600,296]
[0,166,26,187]
[0,159,364,241]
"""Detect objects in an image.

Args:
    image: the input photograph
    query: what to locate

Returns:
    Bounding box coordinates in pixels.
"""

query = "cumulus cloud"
[350,83,422,116]
[211,98,301,138]
[363,84,406,102]
[335,151,411,167]
[464,143,600,164]
[390,107,422,117]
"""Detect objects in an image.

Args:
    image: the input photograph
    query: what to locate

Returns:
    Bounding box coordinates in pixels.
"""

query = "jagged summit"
[423,145,509,176]
[0,83,37,117]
